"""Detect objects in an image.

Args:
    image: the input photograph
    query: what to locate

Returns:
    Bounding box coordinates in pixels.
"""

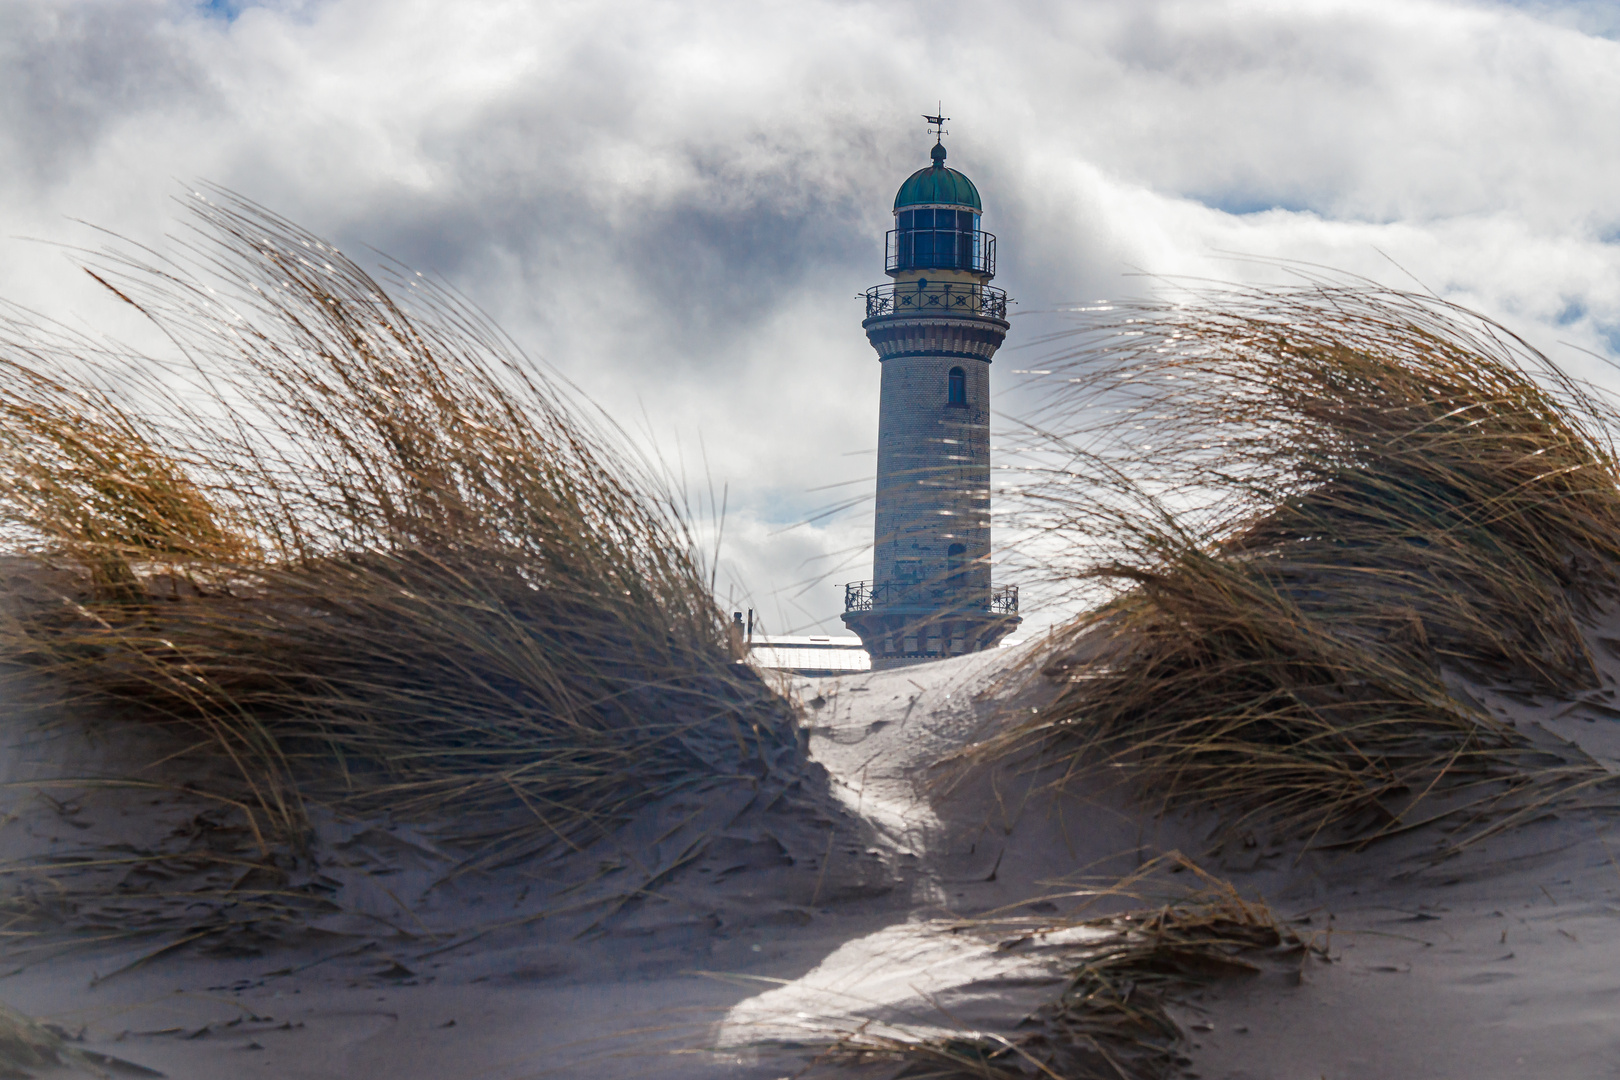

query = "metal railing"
[844,580,1019,615]
[886,228,996,276]
[864,281,1009,320]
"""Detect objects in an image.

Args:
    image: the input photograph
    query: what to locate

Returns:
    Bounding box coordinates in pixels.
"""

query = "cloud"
[1,0,1617,631]
[0,1,205,182]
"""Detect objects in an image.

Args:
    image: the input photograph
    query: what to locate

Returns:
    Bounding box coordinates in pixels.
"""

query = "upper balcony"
[886,226,996,276]
[864,281,1009,321]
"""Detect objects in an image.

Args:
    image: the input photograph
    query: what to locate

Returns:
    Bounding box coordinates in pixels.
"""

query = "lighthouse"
[842,115,1020,668]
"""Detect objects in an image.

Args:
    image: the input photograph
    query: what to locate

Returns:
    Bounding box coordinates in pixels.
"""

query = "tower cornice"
[862,314,1008,362]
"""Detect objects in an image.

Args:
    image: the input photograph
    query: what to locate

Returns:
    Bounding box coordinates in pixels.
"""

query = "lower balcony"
[843,580,1018,615]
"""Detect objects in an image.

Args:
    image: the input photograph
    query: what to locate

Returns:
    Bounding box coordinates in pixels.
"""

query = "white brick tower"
[842,120,1020,668]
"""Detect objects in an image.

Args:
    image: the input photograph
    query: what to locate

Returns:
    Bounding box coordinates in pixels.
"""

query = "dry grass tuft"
[987,281,1620,838]
[0,191,797,871]
[822,858,1307,1080]
[0,1001,69,1078]
[0,998,162,1078]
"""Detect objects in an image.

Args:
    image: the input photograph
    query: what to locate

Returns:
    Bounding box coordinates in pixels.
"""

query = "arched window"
[947,367,966,405]
[946,543,967,586]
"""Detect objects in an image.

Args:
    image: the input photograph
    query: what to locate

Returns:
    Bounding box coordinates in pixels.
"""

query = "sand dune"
[6,634,1620,1079]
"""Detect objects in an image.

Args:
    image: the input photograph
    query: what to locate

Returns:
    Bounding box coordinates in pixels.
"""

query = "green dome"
[893,144,982,211]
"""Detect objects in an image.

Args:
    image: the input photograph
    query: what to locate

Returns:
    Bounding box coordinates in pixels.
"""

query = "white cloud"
[1,0,1617,631]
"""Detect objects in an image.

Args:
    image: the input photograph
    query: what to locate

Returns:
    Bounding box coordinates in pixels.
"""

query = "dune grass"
[818,859,1306,1080]
[987,281,1620,839]
[0,191,797,866]
[0,997,167,1077]
[0,1000,99,1077]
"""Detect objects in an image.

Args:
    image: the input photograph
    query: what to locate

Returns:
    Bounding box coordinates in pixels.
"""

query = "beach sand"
[6,640,1620,1078]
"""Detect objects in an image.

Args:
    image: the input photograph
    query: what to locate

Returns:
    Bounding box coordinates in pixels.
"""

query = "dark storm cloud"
[331,126,888,373]
[0,1,205,183]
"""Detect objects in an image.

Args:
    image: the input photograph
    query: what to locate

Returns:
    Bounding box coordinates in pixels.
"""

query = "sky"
[2,0,1619,634]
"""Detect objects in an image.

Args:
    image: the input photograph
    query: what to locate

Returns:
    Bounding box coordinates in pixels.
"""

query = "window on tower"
[947,367,966,405]
[946,543,967,586]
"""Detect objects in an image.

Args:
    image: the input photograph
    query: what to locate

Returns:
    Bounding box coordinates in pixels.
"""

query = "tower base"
[842,607,1021,671]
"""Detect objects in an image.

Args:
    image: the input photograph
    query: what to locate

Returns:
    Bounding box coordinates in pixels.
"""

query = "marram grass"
[0,191,797,861]
[988,280,1620,839]
[813,857,1307,1080]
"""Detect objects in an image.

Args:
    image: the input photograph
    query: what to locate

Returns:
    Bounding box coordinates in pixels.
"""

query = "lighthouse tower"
[842,118,1020,668]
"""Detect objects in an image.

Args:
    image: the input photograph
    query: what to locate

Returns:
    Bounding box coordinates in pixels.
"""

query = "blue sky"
[3,0,1619,632]
[1495,0,1620,37]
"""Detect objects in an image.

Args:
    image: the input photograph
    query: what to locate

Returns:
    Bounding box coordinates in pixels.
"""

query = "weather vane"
[923,103,949,144]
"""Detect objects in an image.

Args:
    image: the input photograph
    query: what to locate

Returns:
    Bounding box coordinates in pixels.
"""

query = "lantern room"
[886,142,996,277]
